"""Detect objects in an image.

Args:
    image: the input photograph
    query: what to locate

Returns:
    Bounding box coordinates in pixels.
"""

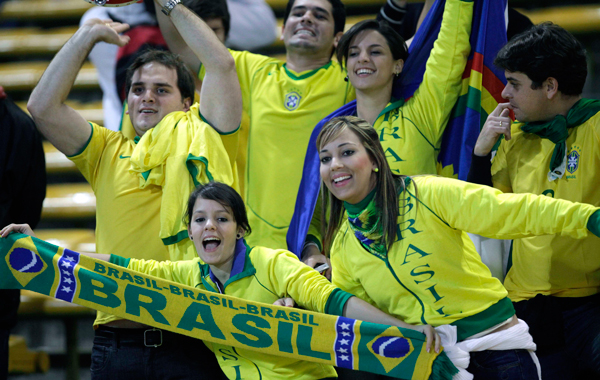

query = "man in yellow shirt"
[469,23,600,379]
[27,0,241,378]
[158,0,354,265]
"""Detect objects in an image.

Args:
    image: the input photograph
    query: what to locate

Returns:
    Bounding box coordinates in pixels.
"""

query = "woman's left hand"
[0,223,36,239]
[413,324,441,353]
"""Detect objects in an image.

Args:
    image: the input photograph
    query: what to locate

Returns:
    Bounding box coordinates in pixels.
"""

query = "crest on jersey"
[567,145,581,174]
[284,92,302,111]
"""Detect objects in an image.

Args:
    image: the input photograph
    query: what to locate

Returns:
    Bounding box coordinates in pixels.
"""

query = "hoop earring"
[236,234,242,239]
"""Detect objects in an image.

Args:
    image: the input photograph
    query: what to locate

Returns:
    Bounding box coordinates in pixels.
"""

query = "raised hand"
[473,102,513,157]
[82,18,131,47]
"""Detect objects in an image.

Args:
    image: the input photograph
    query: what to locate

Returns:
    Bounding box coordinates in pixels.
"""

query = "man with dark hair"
[468,22,600,379]
[160,0,354,267]
[27,2,241,377]
[81,0,276,131]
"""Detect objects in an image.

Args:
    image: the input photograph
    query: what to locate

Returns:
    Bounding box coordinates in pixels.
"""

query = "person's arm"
[154,0,241,133]
[415,176,600,240]
[403,0,473,144]
[343,296,439,353]
[0,224,110,262]
[27,20,130,156]
[226,0,277,50]
[467,103,512,186]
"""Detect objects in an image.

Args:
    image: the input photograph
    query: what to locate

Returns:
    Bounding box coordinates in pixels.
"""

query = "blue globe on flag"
[9,247,44,273]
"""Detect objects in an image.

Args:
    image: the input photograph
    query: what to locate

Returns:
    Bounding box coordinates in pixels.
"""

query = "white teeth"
[334,175,351,183]
[356,69,374,75]
[203,237,220,242]
[141,110,155,113]
[296,30,315,36]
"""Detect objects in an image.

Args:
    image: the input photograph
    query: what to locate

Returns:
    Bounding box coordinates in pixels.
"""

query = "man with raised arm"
[27,1,241,377]
[468,23,600,379]
[157,0,354,265]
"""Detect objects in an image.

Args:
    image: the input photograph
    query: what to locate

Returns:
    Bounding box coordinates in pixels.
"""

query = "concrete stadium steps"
[34,229,96,252]
[42,183,96,220]
[0,61,98,92]
[0,0,382,21]
[42,141,78,175]
[0,26,77,57]
[0,0,92,21]
[520,5,600,33]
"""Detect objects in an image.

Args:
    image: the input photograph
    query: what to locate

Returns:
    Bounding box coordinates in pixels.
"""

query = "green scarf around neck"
[521,98,600,181]
[344,189,387,259]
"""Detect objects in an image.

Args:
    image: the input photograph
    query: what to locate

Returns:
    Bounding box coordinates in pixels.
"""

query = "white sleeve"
[226,0,277,50]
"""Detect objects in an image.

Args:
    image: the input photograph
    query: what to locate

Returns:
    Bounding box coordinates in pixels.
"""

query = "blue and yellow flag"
[1,233,457,379]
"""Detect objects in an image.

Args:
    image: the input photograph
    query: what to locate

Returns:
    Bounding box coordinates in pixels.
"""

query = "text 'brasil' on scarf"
[1,233,457,380]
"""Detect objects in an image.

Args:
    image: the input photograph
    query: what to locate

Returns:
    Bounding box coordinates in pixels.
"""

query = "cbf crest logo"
[5,237,47,287]
[567,145,581,177]
[284,91,302,111]
[367,326,414,373]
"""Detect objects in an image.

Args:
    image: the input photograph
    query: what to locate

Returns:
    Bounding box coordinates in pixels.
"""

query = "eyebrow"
[505,76,520,83]
[349,44,384,50]
[292,5,331,15]
[131,82,174,88]
[319,142,356,153]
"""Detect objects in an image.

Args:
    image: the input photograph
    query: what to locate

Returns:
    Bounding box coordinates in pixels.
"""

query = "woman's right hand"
[0,224,36,239]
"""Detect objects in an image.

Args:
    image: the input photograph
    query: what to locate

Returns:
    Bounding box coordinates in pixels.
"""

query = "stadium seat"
[0,61,98,92]
[0,27,77,57]
[42,183,96,220]
[34,229,96,252]
[0,0,92,21]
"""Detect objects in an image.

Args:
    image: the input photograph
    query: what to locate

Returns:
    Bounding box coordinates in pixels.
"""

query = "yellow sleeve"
[199,50,278,115]
[257,248,337,313]
[329,230,377,307]
[68,122,111,191]
[414,176,599,240]
[125,258,196,285]
[403,0,473,144]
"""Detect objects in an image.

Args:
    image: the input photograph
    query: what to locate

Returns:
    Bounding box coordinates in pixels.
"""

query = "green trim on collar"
[283,61,333,80]
[198,243,257,292]
[324,288,353,316]
[451,297,515,341]
[141,170,151,181]
[161,229,190,246]
[118,102,126,132]
[344,188,377,214]
[186,154,214,187]
[67,122,94,158]
[109,254,131,268]
[223,243,257,290]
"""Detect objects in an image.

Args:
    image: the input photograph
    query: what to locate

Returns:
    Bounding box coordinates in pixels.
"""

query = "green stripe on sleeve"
[325,288,353,316]
[587,210,600,238]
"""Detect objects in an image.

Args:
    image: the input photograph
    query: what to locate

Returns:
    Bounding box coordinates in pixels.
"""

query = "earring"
[236,234,242,239]
[344,75,348,82]
[190,236,193,240]
[373,168,379,172]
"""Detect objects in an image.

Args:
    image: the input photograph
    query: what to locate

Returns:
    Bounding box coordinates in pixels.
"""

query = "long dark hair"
[317,116,410,254]
[185,182,251,235]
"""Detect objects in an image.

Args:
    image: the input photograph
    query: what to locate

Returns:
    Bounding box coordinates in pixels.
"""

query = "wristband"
[161,0,181,16]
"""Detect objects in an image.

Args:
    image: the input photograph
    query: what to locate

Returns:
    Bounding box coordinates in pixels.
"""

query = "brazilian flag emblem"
[5,236,47,287]
[367,326,415,373]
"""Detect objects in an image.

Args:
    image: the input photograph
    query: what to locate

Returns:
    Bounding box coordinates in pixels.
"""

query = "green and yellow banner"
[1,233,456,379]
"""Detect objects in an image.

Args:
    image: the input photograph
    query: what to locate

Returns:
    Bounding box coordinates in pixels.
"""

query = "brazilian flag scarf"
[1,233,457,379]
